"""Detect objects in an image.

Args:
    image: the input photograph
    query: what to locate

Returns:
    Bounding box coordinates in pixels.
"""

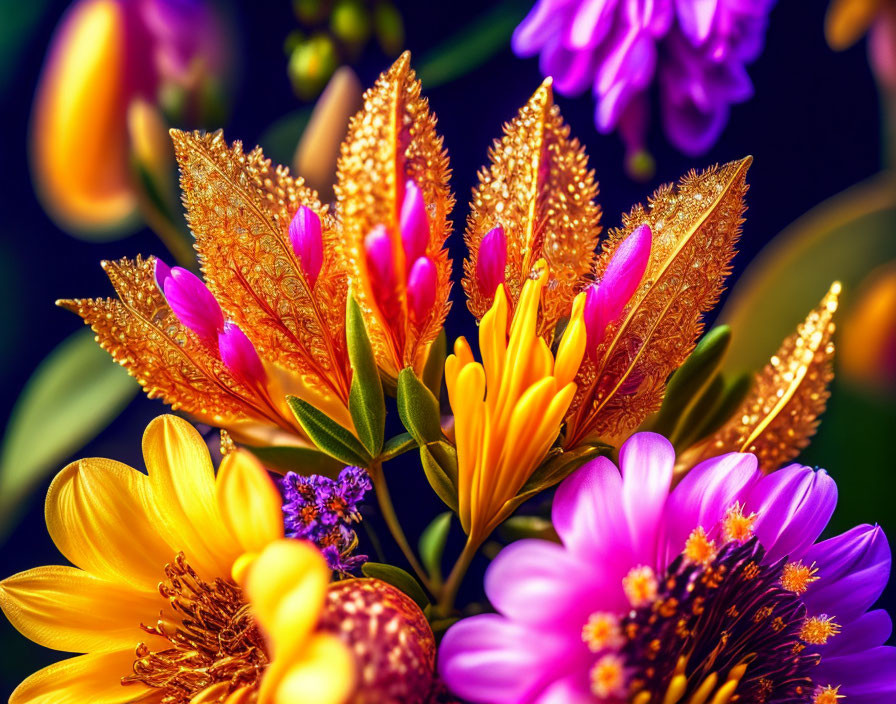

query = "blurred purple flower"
[512,0,776,174]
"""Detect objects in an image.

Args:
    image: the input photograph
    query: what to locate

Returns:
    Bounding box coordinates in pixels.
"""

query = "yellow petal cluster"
[446,263,587,541]
[0,415,353,704]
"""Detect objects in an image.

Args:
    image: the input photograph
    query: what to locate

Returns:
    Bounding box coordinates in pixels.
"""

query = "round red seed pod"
[321,578,436,704]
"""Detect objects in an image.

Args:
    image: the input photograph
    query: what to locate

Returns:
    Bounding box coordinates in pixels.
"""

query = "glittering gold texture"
[565,158,751,447]
[686,283,839,473]
[320,578,436,704]
[58,257,286,433]
[462,79,601,340]
[335,51,453,380]
[171,129,352,402]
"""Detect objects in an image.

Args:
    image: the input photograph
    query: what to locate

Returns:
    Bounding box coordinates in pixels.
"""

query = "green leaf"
[653,326,731,437]
[397,367,443,446]
[422,330,447,398]
[361,562,429,610]
[670,375,725,450]
[416,0,529,88]
[689,372,753,445]
[419,512,452,584]
[420,443,459,513]
[0,329,139,537]
[244,444,343,478]
[346,296,385,456]
[381,432,417,461]
[257,107,313,168]
[516,444,608,503]
[499,515,559,543]
[286,396,371,466]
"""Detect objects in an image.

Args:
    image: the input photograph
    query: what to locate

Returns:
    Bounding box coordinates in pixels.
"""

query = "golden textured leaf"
[335,51,453,379]
[462,78,601,339]
[171,129,352,403]
[685,283,839,473]
[565,158,752,447]
[57,256,265,427]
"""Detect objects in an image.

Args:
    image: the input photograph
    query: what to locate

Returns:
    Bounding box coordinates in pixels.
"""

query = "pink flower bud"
[162,267,224,347]
[154,257,172,291]
[476,225,507,298]
[365,225,395,302]
[584,224,652,350]
[218,322,267,389]
[288,206,324,288]
[407,256,438,321]
[400,179,429,262]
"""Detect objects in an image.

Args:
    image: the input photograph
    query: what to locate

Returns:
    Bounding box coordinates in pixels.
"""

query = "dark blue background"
[0,1,889,698]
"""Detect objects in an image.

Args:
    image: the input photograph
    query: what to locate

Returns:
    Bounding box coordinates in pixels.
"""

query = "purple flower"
[439,433,895,703]
[512,0,775,172]
[281,466,372,574]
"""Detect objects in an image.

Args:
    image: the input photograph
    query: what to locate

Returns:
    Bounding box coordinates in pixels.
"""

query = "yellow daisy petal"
[142,415,238,579]
[9,649,153,704]
[245,540,330,660]
[216,450,284,555]
[0,566,165,654]
[45,457,174,590]
[269,633,355,704]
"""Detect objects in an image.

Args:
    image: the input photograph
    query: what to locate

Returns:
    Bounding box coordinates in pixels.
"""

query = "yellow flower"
[445,263,587,542]
[0,415,354,704]
[826,0,883,50]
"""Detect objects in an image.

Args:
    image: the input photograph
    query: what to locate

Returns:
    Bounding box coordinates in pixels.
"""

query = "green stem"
[437,535,480,616]
[369,461,433,593]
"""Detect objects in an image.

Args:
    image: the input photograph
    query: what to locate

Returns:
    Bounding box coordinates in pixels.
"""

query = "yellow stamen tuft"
[780,560,820,595]
[582,612,622,652]
[800,615,841,645]
[590,654,627,698]
[722,501,757,543]
[813,684,844,704]
[684,526,716,565]
[623,566,658,607]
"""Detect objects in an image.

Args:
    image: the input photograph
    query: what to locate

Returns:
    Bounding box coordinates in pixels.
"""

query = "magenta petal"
[802,525,891,623]
[484,539,609,627]
[811,646,896,704]
[400,180,429,262]
[532,673,594,704]
[154,257,172,291]
[407,256,437,320]
[661,452,759,565]
[567,0,620,50]
[218,322,266,389]
[823,610,893,657]
[512,0,570,55]
[364,225,394,297]
[439,614,572,704]
[675,0,719,46]
[288,205,323,288]
[552,456,632,586]
[476,226,507,298]
[163,267,224,346]
[599,223,652,321]
[744,465,837,562]
[619,432,674,564]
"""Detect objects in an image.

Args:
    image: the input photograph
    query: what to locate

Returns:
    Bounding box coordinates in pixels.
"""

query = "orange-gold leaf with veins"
[685,283,839,473]
[462,79,601,340]
[57,256,262,427]
[335,51,453,380]
[171,129,352,403]
[566,158,752,448]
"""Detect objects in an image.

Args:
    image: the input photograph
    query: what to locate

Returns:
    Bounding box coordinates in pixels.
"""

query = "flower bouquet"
[1,49,892,704]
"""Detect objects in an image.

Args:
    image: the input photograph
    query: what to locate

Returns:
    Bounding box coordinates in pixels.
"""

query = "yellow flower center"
[684,526,716,565]
[622,566,658,607]
[582,612,622,652]
[722,501,757,543]
[780,560,820,595]
[813,685,844,704]
[122,553,268,704]
[800,615,841,645]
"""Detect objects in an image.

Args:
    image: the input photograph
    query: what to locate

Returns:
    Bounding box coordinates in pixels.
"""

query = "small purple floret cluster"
[512,0,776,168]
[281,465,372,574]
